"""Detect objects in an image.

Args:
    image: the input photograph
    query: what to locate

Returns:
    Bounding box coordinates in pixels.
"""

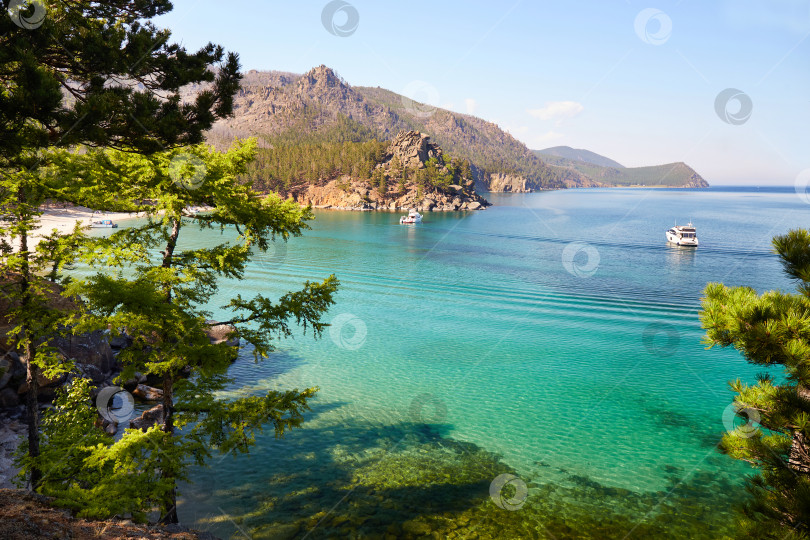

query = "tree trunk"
[19,221,41,489]
[788,432,810,474]
[159,370,178,524]
[24,340,40,489]
[789,385,810,473]
[158,217,181,524]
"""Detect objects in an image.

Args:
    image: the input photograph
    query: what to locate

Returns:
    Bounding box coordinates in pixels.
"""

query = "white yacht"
[400,210,423,224]
[90,211,118,228]
[91,219,118,228]
[666,222,698,246]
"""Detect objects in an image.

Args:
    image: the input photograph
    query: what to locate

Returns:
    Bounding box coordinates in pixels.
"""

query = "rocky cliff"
[187,65,707,192]
[192,66,579,192]
[292,178,487,212]
[290,130,489,212]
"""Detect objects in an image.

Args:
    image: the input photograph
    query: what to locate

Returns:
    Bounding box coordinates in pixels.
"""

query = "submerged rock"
[204,321,239,347]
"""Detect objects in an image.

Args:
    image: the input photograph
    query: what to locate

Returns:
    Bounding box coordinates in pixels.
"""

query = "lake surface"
[168,186,805,538]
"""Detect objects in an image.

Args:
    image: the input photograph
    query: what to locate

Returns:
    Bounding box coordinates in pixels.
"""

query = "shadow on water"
[216,345,311,399]
[179,401,748,540]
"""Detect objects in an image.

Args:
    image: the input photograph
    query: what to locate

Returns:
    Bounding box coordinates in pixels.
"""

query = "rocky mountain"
[190,65,706,192]
[197,66,585,192]
[537,146,625,169]
[288,130,490,212]
[532,150,709,188]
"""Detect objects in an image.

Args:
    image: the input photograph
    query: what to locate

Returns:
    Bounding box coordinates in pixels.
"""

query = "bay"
[170,186,805,538]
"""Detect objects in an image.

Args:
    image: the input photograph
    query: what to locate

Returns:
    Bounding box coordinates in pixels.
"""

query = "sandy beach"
[3,204,147,251]
[37,205,144,232]
[3,204,214,251]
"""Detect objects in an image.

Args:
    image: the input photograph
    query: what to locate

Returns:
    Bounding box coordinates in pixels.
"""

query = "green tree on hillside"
[0,163,88,490]
[1,0,242,488]
[23,140,338,522]
[372,168,386,194]
[245,139,387,193]
[701,229,810,538]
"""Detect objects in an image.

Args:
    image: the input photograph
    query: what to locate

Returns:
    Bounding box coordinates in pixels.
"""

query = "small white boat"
[666,222,698,246]
[91,219,118,228]
[400,210,423,224]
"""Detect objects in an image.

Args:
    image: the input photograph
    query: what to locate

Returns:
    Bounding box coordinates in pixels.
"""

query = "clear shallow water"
[146,186,806,538]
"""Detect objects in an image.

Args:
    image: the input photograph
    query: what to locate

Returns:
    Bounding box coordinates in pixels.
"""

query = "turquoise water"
[163,187,804,538]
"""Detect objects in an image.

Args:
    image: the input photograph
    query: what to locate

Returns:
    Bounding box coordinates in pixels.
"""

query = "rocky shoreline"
[292,177,488,213]
[0,408,24,490]
[287,130,491,213]
[0,329,132,491]
[0,321,238,489]
[0,488,218,539]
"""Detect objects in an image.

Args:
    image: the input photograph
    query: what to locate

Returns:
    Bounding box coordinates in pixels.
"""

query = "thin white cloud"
[465,98,477,115]
[527,101,584,121]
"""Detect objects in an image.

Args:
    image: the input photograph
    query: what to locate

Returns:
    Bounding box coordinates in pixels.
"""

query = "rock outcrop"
[486,173,533,193]
[196,66,570,192]
[0,276,125,411]
[292,131,490,212]
[384,130,442,170]
[294,178,489,212]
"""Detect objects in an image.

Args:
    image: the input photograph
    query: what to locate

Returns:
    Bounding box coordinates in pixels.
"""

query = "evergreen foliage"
[0,160,88,489]
[1,0,241,161]
[16,378,172,522]
[21,140,339,522]
[245,139,387,192]
[701,229,810,538]
[1,0,243,490]
[242,135,473,198]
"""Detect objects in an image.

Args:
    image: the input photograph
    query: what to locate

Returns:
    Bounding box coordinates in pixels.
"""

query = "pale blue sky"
[156,1,810,185]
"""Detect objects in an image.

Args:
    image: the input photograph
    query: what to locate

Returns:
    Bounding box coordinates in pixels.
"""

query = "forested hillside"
[532,150,709,187]
[192,65,707,192]
[200,66,583,192]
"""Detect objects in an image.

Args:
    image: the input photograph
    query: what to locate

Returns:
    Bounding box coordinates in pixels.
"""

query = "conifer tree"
[0,163,86,489]
[1,0,242,487]
[701,229,810,537]
[38,140,339,523]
